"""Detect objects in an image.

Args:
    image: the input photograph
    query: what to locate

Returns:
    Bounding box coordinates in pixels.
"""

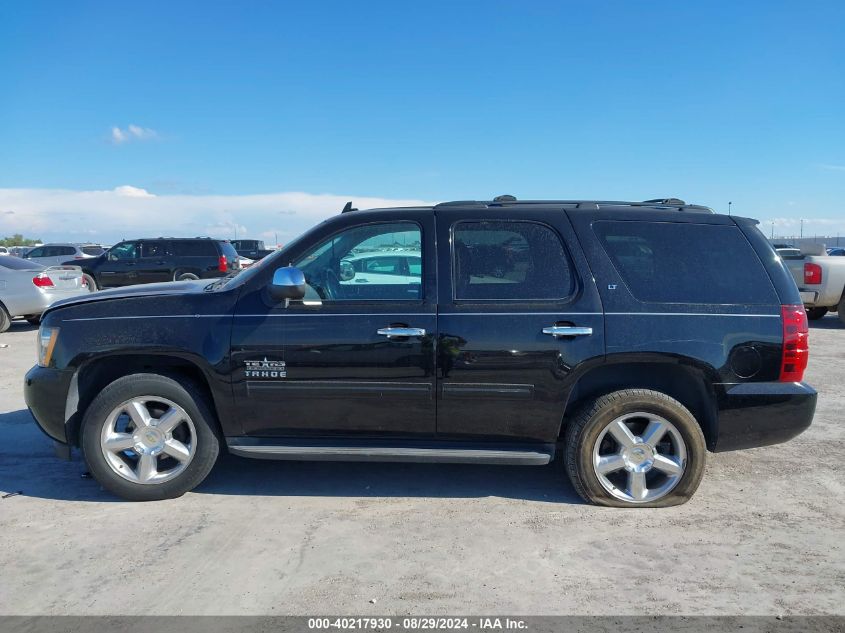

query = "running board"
[226,438,554,465]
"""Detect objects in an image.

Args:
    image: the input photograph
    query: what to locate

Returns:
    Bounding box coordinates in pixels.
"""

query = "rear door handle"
[377,327,426,339]
[542,326,593,338]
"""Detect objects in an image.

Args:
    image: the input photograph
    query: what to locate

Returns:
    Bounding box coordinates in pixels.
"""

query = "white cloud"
[110,124,159,145]
[0,187,434,244]
[113,185,155,198]
[818,163,845,172]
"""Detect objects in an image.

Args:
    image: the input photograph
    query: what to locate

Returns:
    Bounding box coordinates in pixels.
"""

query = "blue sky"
[1,0,843,244]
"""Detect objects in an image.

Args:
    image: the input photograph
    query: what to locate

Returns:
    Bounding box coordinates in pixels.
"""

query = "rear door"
[435,208,605,443]
[138,240,174,284]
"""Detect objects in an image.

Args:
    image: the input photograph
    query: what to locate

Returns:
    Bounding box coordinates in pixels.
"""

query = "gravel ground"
[0,317,843,616]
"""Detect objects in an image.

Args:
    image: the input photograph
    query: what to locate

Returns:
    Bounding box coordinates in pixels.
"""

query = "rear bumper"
[24,365,74,444]
[713,382,817,452]
[799,290,818,305]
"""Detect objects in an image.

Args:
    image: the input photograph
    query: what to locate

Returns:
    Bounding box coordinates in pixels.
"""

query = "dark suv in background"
[65,238,240,290]
[28,198,815,506]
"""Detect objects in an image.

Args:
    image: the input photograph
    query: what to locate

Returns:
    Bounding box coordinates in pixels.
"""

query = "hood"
[45,279,210,313]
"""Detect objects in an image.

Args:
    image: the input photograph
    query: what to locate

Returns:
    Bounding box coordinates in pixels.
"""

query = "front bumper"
[713,381,817,452]
[24,365,75,444]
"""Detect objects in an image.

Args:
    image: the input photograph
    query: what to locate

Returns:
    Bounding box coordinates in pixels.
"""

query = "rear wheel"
[82,273,97,292]
[81,373,220,501]
[806,307,828,320]
[25,315,41,326]
[564,389,706,507]
[839,296,845,326]
[0,304,10,333]
[175,272,199,282]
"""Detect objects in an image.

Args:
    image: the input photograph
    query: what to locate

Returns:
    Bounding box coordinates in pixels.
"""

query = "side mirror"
[269,266,306,302]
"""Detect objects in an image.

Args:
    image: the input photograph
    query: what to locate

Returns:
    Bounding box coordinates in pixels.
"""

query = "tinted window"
[82,246,105,256]
[0,257,44,271]
[173,241,217,257]
[594,221,778,304]
[25,247,44,258]
[452,221,574,301]
[60,246,76,256]
[141,241,169,258]
[294,223,422,302]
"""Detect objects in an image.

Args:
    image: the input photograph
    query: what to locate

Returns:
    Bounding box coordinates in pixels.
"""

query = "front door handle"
[377,327,426,339]
[542,326,593,338]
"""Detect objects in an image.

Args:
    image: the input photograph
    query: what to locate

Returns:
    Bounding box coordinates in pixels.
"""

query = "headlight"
[37,326,59,368]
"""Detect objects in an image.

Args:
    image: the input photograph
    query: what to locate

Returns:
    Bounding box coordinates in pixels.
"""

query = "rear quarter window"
[173,241,218,257]
[594,221,778,305]
[220,242,239,259]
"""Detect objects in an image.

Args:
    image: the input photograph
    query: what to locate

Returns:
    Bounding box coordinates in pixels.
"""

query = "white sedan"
[0,258,90,332]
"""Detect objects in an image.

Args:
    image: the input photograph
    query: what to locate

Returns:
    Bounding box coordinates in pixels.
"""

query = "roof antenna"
[341,201,356,213]
[493,194,517,202]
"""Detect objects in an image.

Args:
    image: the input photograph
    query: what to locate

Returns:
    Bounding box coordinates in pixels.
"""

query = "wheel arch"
[560,355,719,450]
[66,352,226,446]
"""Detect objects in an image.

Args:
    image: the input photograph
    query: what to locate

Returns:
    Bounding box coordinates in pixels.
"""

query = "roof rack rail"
[433,200,488,208]
[642,198,687,205]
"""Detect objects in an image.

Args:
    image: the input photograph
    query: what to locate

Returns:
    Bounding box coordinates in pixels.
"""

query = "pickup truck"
[230,239,275,261]
[783,244,845,323]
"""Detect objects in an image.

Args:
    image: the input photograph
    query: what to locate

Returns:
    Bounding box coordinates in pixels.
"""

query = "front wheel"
[81,373,220,501]
[564,389,706,508]
[175,272,199,282]
[25,315,41,326]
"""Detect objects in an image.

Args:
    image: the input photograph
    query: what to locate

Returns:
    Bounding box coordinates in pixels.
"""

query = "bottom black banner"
[1,616,843,633]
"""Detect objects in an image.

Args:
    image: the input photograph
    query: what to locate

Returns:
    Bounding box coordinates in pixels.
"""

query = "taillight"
[218,255,227,272]
[804,263,822,285]
[780,305,809,382]
[32,275,54,288]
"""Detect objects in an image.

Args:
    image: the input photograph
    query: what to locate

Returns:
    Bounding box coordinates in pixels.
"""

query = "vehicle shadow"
[808,314,843,330]
[0,409,583,505]
[7,321,39,332]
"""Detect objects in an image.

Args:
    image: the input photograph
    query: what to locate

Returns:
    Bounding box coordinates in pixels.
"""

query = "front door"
[434,210,605,443]
[231,213,437,437]
[98,241,140,287]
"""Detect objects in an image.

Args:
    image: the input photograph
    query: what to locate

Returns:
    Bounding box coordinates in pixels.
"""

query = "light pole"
[728,201,732,216]
[771,222,775,239]
[800,219,804,239]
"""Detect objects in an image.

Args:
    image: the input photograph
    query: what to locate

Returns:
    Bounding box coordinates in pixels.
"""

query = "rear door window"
[81,246,105,256]
[452,221,575,301]
[593,221,778,304]
[141,241,170,258]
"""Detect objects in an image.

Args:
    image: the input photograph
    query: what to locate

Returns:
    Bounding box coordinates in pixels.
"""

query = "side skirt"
[225,437,555,466]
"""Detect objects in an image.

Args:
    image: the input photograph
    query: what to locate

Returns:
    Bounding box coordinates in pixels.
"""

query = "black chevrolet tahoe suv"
[63,237,240,290]
[26,198,816,506]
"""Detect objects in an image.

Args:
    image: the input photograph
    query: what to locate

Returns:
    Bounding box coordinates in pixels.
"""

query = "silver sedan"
[0,257,91,332]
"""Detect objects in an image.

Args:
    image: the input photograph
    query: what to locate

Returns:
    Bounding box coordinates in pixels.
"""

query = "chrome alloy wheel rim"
[592,412,687,503]
[100,396,196,485]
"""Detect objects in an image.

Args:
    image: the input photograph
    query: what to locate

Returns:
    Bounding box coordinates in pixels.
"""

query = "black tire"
[81,373,220,501]
[82,273,97,292]
[839,296,845,326]
[25,315,41,326]
[806,307,828,320]
[0,304,10,333]
[564,389,707,508]
[175,272,199,282]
